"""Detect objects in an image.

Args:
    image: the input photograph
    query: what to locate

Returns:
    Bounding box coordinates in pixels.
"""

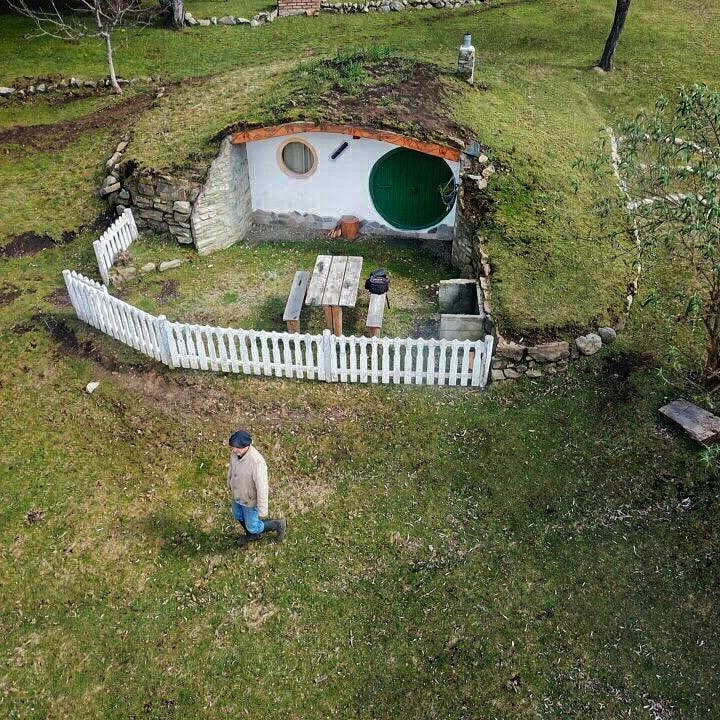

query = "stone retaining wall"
[122,172,201,244]
[321,0,484,11]
[191,139,253,255]
[490,329,617,381]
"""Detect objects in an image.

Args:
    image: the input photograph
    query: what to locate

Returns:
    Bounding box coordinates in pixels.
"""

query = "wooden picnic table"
[305,254,363,336]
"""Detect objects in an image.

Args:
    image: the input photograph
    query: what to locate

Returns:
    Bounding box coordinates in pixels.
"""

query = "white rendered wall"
[245,132,459,231]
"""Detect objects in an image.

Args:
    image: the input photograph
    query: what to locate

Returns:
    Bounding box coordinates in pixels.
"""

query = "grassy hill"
[0,1,718,717]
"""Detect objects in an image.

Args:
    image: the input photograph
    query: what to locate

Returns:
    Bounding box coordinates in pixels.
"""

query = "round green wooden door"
[369,148,454,230]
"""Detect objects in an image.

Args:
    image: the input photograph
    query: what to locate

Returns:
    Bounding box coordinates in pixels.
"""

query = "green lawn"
[0,1,719,717]
[118,234,455,336]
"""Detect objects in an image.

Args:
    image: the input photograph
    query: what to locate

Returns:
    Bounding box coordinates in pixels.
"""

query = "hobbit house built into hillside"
[195,123,462,251]
[116,121,492,277]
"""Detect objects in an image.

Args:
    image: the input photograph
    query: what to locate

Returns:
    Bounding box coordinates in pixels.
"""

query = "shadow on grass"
[137,512,241,556]
[247,294,286,332]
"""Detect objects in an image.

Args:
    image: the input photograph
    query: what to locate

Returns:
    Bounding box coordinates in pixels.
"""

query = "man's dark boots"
[262,518,287,542]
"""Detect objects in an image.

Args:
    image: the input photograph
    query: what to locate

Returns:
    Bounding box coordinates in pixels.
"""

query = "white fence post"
[482,334,495,386]
[93,240,110,286]
[322,330,334,382]
[156,314,173,368]
[93,208,138,285]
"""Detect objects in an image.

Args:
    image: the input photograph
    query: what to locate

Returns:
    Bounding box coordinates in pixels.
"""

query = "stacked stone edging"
[0,76,159,100]
[99,133,132,201]
[184,8,279,27]
[183,0,486,25]
[108,257,186,284]
[490,330,617,381]
[321,0,485,12]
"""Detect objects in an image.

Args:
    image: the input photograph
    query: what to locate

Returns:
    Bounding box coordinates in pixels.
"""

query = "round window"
[278,140,318,178]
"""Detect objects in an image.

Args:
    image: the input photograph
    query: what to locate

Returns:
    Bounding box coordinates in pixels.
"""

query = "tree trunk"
[704,293,720,385]
[160,0,185,29]
[598,0,631,71]
[104,32,122,94]
[171,0,185,30]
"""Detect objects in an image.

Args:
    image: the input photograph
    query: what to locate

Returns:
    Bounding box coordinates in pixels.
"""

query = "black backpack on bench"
[364,269,390,295]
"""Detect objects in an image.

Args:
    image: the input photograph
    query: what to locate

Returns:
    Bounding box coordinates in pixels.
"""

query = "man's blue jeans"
[232,500,265,534]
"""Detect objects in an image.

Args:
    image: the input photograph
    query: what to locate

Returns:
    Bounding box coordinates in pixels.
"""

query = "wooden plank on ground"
[339,256,363,307]
[659,398,720,444]
[323,256,347,306]
[306,255,332,306]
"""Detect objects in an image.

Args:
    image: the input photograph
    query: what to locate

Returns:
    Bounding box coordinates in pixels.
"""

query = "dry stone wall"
[321,0,485,12]
[121,173,201,243]
[0,76,157,99]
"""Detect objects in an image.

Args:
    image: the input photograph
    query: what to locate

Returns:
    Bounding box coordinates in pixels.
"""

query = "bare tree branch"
[7,0,151,94]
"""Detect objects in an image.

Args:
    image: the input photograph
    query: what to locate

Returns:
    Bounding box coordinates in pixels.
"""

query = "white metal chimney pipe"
[458,34,476,84]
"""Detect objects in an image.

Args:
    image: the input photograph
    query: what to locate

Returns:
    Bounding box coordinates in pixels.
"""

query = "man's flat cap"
[229,430,253,448]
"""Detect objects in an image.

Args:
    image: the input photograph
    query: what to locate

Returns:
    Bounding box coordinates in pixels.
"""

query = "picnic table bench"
[366,292,387,337]
[283,270,310,333]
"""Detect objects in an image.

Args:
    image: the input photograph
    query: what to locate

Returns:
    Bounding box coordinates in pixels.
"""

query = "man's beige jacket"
[227,446,269,516]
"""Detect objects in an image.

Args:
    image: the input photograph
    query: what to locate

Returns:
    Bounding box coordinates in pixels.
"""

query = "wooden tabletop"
[305,255,364,307]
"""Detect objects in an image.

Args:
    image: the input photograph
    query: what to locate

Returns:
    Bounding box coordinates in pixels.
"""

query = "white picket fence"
[62,270,495,387]
[93,208,139,285]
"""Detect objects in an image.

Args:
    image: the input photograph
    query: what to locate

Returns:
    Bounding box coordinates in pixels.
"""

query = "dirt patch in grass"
[29,312,150,371]
[112,369,235,421]
[1,227,77,258]
[44,286,72,308]
[25,508,45,524]
[0,92,155,152]
[601,350,654,383]
[157,279,181,305]
[1,231,56,258]
[591,350,655,405]
[0,282,22,305]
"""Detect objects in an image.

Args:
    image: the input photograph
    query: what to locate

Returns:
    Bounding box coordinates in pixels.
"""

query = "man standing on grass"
[227,430,287,544]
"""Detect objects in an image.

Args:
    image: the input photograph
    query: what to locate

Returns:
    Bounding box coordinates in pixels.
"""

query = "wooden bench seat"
[366,292,387,337]
[283,271,310,333]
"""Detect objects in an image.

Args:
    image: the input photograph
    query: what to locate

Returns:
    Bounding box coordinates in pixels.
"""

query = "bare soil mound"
[227,56,477,150]
[0,282,22,305]
[0,92,155,152]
